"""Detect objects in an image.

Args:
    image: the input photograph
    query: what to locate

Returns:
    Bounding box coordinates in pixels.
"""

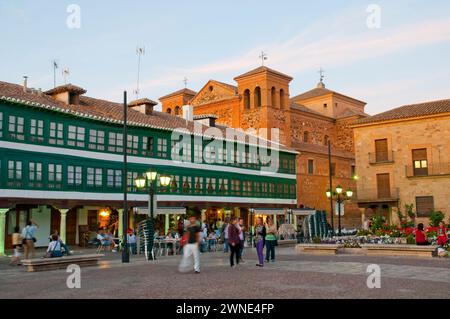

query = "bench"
[361,244,435,258]
[21,254,104,272]
[296,244,339,255]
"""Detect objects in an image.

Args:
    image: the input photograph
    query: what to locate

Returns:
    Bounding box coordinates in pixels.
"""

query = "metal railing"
[354,187,400,202]
[368,151,394,164]
[406,162,450,177]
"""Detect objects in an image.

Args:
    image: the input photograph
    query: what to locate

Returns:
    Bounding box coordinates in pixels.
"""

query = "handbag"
[180,232,189,247]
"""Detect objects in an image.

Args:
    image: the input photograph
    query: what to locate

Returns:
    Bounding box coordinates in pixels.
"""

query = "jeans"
[256,240,264,265]
[239,239,244,260]
[179,243,200,272]
[265,240,276,261]
[126,243,137,254]
[223,240,229,253]
[229,243,240,266]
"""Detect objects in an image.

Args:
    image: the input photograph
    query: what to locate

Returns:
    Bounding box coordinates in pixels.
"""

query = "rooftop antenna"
[183,77,188,88]
[259,51,268,66]
[135,46,145,99]
[52,60,59,88]
[62,68,70,84]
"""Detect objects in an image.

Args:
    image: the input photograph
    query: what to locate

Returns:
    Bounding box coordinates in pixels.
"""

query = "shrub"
[312,236,321,244]
[406,234,415,245]
[429,211,445,227]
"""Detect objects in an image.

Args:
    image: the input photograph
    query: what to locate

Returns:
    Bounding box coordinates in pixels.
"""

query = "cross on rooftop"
[259,51,268,66]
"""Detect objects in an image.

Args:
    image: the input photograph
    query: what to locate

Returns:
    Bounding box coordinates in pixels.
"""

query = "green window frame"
[231,179,240,195]
[28,162,43,188]
[157,137,168,158]
[8,115,25,141]
[68,125,85,148]
[194,143,203,163]
[67,165,83,186]
[7,160,22,187]
[88,129,105,151]
[127,171,139,192]
[29,119,44,143]
[142,136,154,157]
[107,169,122,188]
[87,167,103,187]
[206,177,216,194]
[194,176,203,194]
[108,132,123,153]
[170,175,180,193]
[127,135,139,155]
[182,176,192,193]
[218,178,228,194]
[49,122,64,145]
[48,163,63,189]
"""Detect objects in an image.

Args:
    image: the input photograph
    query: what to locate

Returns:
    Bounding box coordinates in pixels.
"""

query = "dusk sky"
[1,0,449,114]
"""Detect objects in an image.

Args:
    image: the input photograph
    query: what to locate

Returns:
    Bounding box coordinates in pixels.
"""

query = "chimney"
[44,84,86,105]
[193,114,218,127]
[23,76,28,92]
[182,105,193,121]
[128,98,158,115]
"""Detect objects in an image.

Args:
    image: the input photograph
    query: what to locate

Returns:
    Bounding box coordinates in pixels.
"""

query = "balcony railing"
[406,162,450,178]
[368,151,394,164]
[354,187,400,202]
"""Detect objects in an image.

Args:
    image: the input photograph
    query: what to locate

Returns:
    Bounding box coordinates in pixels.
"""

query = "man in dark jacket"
[227,217,241,267]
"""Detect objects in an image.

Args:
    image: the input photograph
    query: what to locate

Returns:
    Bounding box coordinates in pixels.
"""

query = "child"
[437,221,447,247]
[10,226,23,266]
[127,228,137,255]
[207,231,217,251]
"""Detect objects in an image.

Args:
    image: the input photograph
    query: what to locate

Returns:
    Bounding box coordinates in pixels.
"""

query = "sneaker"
[195,271,200,274]
[271,259,275,262]
[256,264,263,267]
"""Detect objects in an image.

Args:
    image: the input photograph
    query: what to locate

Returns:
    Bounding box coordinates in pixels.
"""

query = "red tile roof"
[291,86,366,105]
[234,66,293,81]
[159,88,197,101]
[128,98,158,107]
[44,84,87,95]
[0,80,296,153]
[354,99,450,125]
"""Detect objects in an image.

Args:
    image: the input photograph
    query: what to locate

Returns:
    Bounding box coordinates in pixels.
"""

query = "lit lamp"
[160,175,171,187]
[325,185,353,237]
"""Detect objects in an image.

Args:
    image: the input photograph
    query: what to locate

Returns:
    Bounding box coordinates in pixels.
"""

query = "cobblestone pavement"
[0,247,449,299]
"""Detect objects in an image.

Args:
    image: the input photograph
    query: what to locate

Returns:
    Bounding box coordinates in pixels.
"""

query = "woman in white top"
[47,235,63,258]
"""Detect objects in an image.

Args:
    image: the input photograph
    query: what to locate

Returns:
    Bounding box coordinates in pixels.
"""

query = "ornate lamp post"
[325,185,353,236]
[135,170,171,260]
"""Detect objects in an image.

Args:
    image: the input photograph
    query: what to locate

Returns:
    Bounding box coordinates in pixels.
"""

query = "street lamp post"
[326,186,353,236]
[135,170,171,260]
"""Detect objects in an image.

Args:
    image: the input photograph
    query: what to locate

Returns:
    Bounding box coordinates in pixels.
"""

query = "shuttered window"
[416,196,434,217]
[376,173,391,198]
[375,139,388,162]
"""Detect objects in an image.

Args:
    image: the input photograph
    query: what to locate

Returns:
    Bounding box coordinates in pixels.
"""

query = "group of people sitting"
[415,221,448,257]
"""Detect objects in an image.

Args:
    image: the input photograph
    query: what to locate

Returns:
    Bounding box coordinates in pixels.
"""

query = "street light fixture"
[325,186,353,236]
[134,170,172,260]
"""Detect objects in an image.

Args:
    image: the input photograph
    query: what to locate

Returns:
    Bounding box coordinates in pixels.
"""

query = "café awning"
[252,208,286,215]
[134,207,186,215]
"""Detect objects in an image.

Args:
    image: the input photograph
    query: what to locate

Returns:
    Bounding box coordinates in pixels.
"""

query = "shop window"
[49,122,64,145]
[89,129,105,151]
[30,119,44,143]
[8,115,24,141]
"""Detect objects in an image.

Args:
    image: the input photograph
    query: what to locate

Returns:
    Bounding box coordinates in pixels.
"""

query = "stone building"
[352,99,450,226]
[160,66,368,229]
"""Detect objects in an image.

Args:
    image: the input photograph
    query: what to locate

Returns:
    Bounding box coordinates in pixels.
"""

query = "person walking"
[22,219,39,259]
[237,217,245,263]
[179,216,202,274]
[221,217,230,253]
[265,217,277,262]
[228,217,241,268]
[254,217,266,267]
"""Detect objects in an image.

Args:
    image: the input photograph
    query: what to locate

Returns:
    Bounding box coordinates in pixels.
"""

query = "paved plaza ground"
[0,247,449,299]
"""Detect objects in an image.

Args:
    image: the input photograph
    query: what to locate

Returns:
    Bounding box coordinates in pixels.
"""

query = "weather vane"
[62,68,70,84]
[259,51,268,66]
[183,77,188,88]
[318,67,325,83]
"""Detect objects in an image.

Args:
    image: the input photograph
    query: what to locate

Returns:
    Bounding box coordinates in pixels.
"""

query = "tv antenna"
[62,68,70,84]
[52,60,59,88]
[259,51,268,66]
[135,46,145,99]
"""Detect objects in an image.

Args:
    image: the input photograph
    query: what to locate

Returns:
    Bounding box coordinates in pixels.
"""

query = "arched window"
[174,106,180,116]
[244,89,250,109]
[271,87,276,107]
[324,135,329,146]
[303,131,309,143]
[166,107,172,114]
[254,86,261,107]
[280,89,285,109]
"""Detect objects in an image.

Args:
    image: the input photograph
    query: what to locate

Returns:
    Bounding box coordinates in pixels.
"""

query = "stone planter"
[338,247,364,255]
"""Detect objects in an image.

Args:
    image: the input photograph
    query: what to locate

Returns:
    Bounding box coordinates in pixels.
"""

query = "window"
[166,108,172,114]
[87,167,103,187]
[243,180,252,196]
[262,182,268,194]
[28,162,43,187]
[271,87,276,107]
[108,132,123,153]
[412,148,428,176]
[157,138,168,158]
[8,115,24,140]
[89,129,105,151]
[8,160,22,180]
[67,166,82,185]
[254,181,261,196]
[374,139,388,162]
[308,159,314,175]
[303,131,309,143]
[142,136,154,156]
[48,164,62,188]
[290,184,295,196]
[280,89,285,109]
[49,122,64,145]
[218,178,228,193]
[231,179,240,195]
[0,112,3,138]
[174,106,181,116]
[127,135,139,155]
[376,173,391,198]
[30,119,44,143]
[194,143,203,163]
[243,89,250,109]
[107,169,122,188]
[68,125,85,148]
[254,87,261,107]
[170,175,180,193]
[416,196,434,217]
[351,165,356,179]
[323,103,328,108]
[182,176,191,193]
[206,177,216,194]
[127,172,139,192]
[194,176,203,193]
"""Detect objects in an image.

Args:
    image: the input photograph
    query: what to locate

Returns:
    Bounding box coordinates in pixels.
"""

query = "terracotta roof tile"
[128,98,158,107]
[44,83,87,95]
[234,66,293,81]
[291,86,365,105]
[354,99,450,125]
[159,88,197,100]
